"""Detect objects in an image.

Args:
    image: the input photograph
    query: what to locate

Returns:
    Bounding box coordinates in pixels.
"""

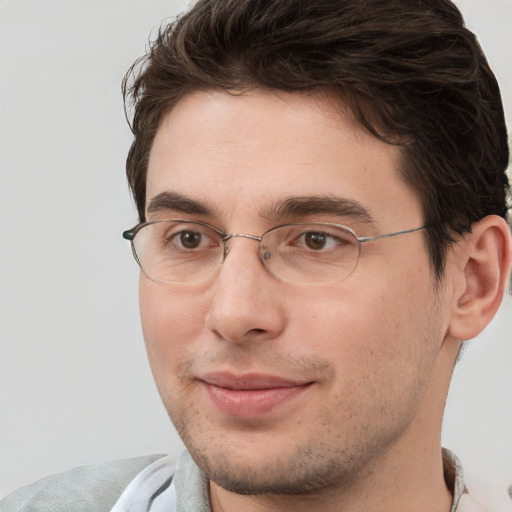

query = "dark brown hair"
[123,0,510,279]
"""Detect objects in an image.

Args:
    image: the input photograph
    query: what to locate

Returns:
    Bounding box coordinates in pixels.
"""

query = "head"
[122,0,512,504]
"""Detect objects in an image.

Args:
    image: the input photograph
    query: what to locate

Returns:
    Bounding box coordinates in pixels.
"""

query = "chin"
[180,427,374,497]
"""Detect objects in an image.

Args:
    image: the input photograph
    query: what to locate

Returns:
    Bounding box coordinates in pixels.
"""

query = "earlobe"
[448,215,512,341]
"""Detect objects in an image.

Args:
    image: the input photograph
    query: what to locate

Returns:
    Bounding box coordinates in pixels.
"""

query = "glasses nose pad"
[221,240,230,261]
[259,239,273,260]
[258,243,276,279]
[262,249,272,260]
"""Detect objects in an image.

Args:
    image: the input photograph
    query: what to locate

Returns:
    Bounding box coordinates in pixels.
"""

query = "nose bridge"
[222,232,263,264]
[223,232,262,243]
[221,232,265,273]
[206,234,284,343]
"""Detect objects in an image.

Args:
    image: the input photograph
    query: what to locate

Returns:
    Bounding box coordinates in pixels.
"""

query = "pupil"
[305,232,326,250]
[180,231,201,249]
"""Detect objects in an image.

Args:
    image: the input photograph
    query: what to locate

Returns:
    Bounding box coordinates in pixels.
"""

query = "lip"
[200,372,314,418]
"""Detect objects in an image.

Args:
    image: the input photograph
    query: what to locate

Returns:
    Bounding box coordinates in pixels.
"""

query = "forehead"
[146,89,421,228]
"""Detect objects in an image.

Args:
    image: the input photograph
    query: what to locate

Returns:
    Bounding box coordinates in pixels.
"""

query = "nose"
[204,237,286,344]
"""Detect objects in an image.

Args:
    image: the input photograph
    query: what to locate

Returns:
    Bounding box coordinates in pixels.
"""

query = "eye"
[157,222,221,252]
[300,231,345,251]
[177,230,204,249]
[303,232,331,250]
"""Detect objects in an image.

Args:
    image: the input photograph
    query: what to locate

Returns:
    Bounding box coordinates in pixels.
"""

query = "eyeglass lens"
[131,221,361,284]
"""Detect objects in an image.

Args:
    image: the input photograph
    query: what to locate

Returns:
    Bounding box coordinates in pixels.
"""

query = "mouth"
[200,372,314,418]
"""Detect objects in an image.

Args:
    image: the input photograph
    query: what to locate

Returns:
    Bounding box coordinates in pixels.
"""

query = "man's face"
[140,89,453,494]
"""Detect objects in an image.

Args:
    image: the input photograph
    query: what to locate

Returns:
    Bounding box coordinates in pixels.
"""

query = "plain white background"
[0,0,511,507]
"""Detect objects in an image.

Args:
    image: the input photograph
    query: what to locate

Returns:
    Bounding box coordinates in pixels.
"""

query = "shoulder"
[0,454,166,512]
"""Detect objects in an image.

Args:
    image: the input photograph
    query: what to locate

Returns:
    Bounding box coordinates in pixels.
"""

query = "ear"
[448,215,512,341]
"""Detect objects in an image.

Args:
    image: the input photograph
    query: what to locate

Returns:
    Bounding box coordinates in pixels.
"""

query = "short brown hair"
[123,0,510,279]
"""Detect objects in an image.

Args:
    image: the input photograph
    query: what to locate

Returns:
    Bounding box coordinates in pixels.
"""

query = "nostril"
[247,328,266,335]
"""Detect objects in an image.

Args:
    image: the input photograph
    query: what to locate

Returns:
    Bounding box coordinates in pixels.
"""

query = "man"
[2,0,511,511]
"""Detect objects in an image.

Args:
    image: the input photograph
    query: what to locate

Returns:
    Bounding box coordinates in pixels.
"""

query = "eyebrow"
[264,196,376,224]
[146,191,375,225]
[147,191,214,217]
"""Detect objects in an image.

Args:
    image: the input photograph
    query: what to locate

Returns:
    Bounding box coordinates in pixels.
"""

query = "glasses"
[122,220,426,285]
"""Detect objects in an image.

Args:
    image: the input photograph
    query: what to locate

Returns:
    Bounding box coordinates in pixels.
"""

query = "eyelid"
[291,225,354,241]
[279,216,374,234]
[150,218,224,233]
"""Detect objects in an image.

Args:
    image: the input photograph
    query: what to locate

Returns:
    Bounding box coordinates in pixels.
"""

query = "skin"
[139,88,510,511]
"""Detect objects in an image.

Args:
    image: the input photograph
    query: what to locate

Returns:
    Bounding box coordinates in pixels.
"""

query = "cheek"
[299,285,441,436]
[139,277,209,373]
[297,270,440,383]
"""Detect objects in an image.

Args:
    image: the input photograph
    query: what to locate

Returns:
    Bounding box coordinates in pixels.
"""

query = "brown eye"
[179,231,203,249]
[304,232,328,250]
